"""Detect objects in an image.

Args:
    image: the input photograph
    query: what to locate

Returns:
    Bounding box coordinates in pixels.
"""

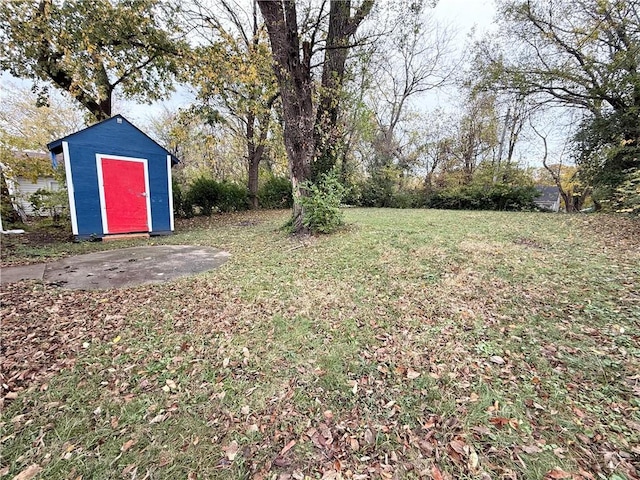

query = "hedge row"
[173,176,293,217]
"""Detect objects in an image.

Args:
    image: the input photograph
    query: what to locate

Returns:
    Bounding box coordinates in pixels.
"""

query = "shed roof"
[47,114,179,165]
[535,185,561,203]
[1,150,54,179]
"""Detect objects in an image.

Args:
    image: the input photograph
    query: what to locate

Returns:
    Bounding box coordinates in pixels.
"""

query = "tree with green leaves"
[312,0,374,181]
[0,84,83,223]
[258,0,374,233]
[180,0,280,209]
[0,0,187,122]
[475,0,639,203]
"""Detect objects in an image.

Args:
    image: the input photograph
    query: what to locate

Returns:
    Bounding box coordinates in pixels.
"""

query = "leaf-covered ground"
[1,209,639,479]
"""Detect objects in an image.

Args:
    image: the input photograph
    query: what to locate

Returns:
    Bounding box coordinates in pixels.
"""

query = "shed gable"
[47,115,176,239]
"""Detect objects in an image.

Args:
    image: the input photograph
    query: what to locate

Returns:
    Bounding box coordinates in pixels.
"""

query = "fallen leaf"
[489,355,505,365]
[350,437,360,451]
[489,417,509,428]
[364,428,376,445]
[521,444,542,454]
[364,429,375,445]
[121,438,137,452]
[165,379,177,391]
[467,447,479,472]
[149,413,166,424]
[121,464,137,476]
[407,369,421,379]
[545,468,572,479]
[280,439,296,456]
[572,407,585,418]
[12,464,42,480]
[431,465,444,480]
[273,456,292,467]
[449,440,466,455]
[223,440,239,461]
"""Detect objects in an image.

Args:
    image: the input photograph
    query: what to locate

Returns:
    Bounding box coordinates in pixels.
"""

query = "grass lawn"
[1,209,639,479]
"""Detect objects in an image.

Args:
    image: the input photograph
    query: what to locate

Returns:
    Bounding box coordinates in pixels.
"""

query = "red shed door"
[97,155,151,234]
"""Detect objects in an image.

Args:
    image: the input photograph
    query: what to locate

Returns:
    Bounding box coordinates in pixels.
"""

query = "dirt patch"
[2,223,72,246]
[514,237,545,249]
[1,223,74,266]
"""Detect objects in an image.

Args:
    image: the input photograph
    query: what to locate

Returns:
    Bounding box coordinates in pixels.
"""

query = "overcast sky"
[434,0,496,35]
[1,0,499,125]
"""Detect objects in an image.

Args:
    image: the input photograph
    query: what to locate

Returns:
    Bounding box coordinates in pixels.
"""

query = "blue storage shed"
[47,115,179,240]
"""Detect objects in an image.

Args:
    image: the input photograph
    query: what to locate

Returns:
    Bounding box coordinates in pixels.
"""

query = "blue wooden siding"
[48,116,174,238]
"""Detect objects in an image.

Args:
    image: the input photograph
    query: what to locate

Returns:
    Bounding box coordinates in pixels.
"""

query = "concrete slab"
[1,245,230,290]
[0,263,46,284]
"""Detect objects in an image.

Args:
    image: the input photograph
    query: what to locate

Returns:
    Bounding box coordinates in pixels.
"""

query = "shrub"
[358,171,395,207]
[609,168,640,215]
[390,189,428,209]
[258,176,293,209]
[185,176,219,216]
[299,169,346,234]
[28,188,68,222]
[217,181,249,212]
[182,177,249,216]
[428,184,538,211]
[172,179,186,217]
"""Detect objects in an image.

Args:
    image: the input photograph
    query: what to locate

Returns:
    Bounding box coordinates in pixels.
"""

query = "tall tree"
[0,83,85,155]
[366,0,456,170]
[181,0,280,209]
[0,84,84,222]
[312,0,374,180]
[257,0,313,232]
[0,0,186,121]
[531,122,589,212]
[258,0,373,233]
[476,0,639,197]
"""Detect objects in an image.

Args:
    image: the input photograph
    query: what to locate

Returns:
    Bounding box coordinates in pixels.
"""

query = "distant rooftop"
[535,185,561,203]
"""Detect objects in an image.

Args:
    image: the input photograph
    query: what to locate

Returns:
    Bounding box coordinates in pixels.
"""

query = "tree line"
[1,0,638,232]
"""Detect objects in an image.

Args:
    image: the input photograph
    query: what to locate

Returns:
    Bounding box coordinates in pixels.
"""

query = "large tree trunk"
[246,111,260,209]
[313,0,374,180]
[247,141,260,209]
[35,0,112,122]
[258,0,314,233]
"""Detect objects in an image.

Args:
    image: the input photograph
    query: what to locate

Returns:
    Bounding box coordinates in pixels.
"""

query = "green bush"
[427,184,538,211]
[185,177,219,216]
[258,176,293,209]
[299,169,346,234]
[358,172,395,207]
[28,188,68,222]
[390,189,427,209]
[217,181,249,212]
[183,177,249,216]
[172,179,186,217]
[608,168,640,215]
